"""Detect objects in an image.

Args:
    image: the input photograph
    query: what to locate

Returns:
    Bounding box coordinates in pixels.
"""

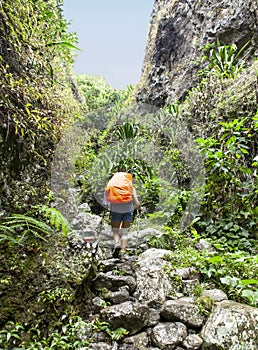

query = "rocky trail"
[67,202,258,350]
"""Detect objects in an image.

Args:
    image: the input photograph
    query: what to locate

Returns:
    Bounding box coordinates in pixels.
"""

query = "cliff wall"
[136,0,258,106]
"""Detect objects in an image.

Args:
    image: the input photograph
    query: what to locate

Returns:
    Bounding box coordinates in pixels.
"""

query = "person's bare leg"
[112,221,121,244]
[121,221,130,251]
[111,221,122,258]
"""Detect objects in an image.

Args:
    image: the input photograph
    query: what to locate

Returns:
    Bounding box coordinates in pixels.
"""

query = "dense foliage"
[75,52,257,249]
[73,74,133,112]
[74,44,258,308]
[181,50,258,243]
[0,0,81,213]
[0,0,87,346]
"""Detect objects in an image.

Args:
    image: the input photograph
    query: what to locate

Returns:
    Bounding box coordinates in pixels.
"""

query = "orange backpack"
[105,172,133,204]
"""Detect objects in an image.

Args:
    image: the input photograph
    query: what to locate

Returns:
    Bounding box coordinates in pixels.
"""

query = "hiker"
[77,174,84,189]
[105,171,141,259]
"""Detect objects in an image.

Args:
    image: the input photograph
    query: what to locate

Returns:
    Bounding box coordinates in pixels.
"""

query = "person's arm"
[132,187,141,211]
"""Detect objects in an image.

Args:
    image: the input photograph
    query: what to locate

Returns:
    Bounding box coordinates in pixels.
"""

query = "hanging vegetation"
[0,0,81,213]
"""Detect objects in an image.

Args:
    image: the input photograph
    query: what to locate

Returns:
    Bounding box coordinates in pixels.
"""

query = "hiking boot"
[112,243,121,259]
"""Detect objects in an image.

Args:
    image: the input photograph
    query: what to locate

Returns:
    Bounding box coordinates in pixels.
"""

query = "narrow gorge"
[0,0,257,349]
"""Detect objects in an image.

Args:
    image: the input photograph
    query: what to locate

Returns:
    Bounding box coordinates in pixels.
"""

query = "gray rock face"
[151,322,188,349]
[133,248,175,307]
[99,301,149,335]
[104,287,130,305]
[147,308,160,327]
[71,211,102,232]
[123,332,149,350]
[93,272,137,294]
[201,300,258,350]
[136,0,258,106]
[161,299,206,328]
[182,334,203,350]
[201,288,228,302]
[127,227,163,249]
[173,267,200,280]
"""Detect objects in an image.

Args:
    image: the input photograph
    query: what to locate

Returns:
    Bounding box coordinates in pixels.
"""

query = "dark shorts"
[111,210,133,223]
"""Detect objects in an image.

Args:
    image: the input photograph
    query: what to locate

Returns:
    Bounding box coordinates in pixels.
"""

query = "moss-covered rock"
[0,231,97,330]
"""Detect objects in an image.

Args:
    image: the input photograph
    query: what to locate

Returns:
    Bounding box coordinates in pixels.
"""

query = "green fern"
[110,327,129,341]
[0,214,51,245]
[0,230,24,246]
[38,205,69,236]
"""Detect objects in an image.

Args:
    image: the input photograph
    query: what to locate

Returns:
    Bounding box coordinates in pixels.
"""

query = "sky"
[63,0,154,90]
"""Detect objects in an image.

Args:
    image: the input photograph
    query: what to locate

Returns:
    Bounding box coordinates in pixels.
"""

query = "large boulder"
[201,300,258,349]
[93,272,137,294]
[182,334,203,350]
[103,287,130,305]
[99,301,149,335]
[126,227,163,250]
[161,299,206,328]
[201,288,228,302]
[151,322,188,350]
[133,248,175,307]
[122,332,149,350]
